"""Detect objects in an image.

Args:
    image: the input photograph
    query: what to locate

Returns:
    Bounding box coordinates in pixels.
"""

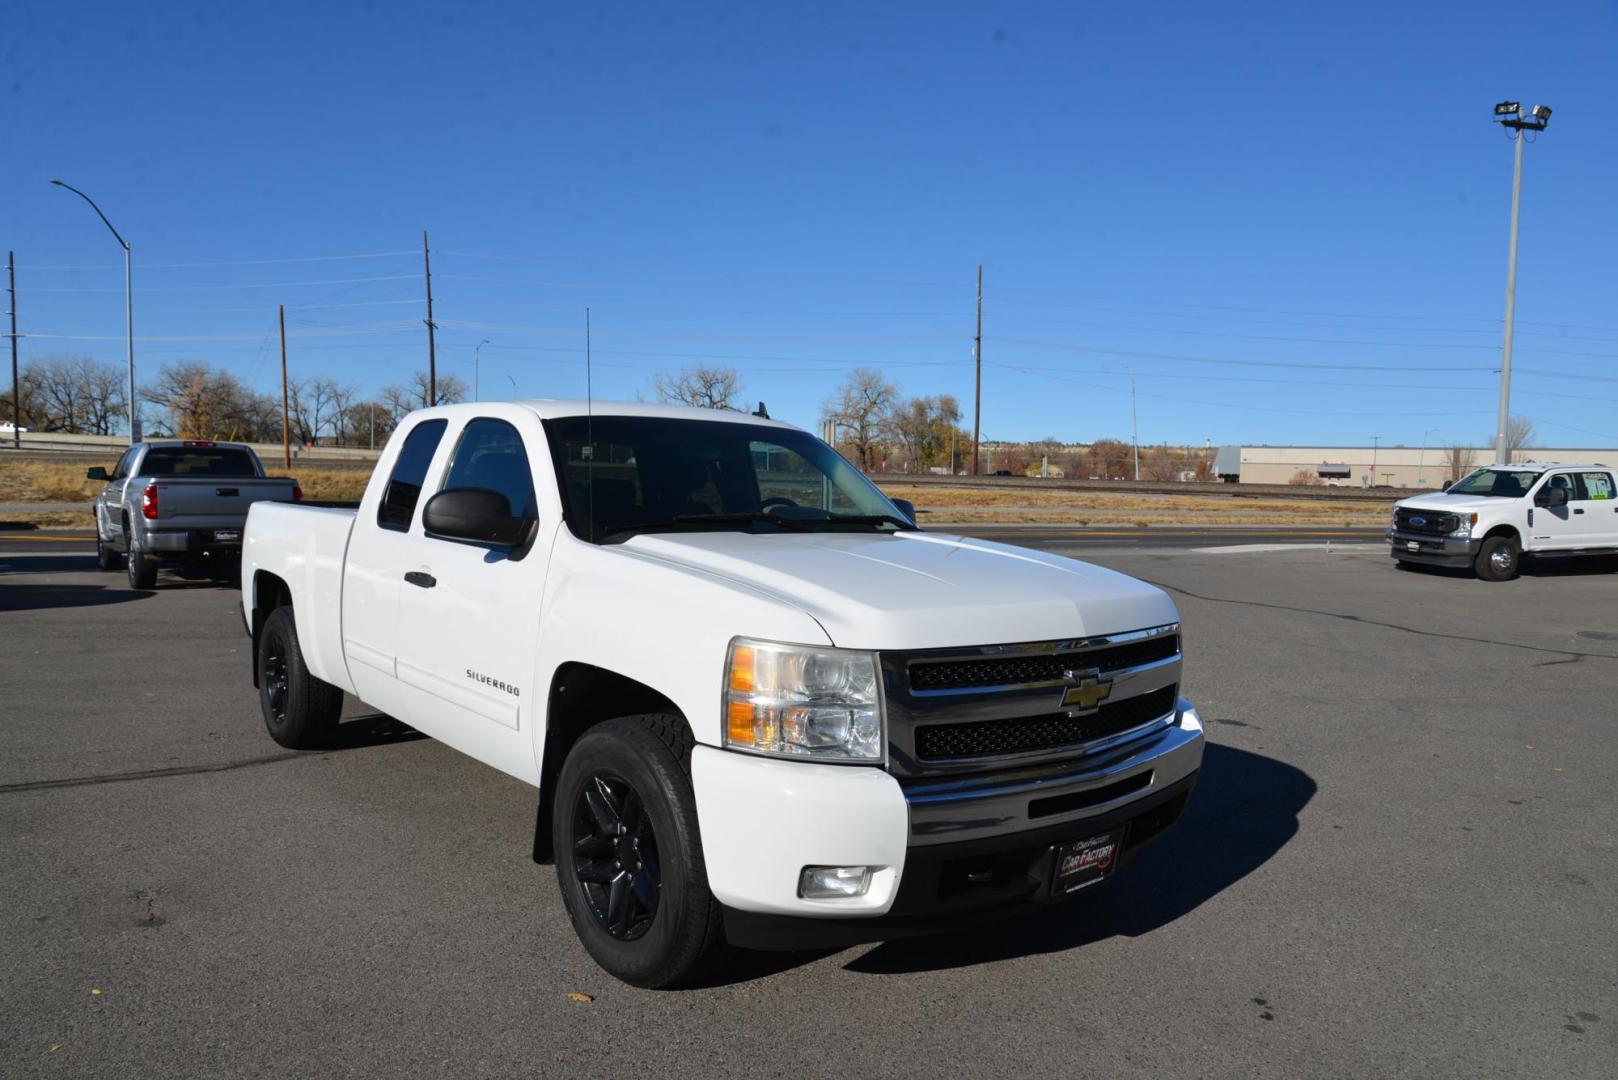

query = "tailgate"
[147,478,298,529]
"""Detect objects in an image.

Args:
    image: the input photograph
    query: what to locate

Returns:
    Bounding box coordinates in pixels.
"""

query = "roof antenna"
[753,401,769,419]
[585,306,595,541]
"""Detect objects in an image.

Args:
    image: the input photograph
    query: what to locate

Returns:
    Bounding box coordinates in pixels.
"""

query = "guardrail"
[0,431,381,464]
[872,474,1421,501]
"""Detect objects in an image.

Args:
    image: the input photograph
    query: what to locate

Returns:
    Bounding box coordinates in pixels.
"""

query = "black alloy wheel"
[571,773,662,941]
[261,638,291,729]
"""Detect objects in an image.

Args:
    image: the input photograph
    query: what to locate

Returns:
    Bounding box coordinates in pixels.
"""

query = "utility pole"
[1491,101,1552,464]
[1131,374,1140,481]
[279,304,291,469]
[1370,434,1382,488]
[369,407,375,451]
[423,229,438,406]
[6,252,18,448]
[972,264,983,475]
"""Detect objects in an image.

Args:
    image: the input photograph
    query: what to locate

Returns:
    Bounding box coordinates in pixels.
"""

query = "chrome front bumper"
[902,697,1205,845]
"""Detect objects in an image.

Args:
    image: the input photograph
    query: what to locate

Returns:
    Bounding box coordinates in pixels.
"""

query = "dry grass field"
[0,458,1391,529]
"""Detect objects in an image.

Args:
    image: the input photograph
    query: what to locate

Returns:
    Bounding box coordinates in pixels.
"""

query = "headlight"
[723,638,884,763]
[1450,513,1477,538]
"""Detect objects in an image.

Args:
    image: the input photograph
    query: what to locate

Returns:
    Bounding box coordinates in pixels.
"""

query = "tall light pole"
[1369,434,1382,489]
[505,373,517,401]
[474,339,490,401]
[1491,101,1552,464]
[51,179,137,442]
[1416,428,1438,487]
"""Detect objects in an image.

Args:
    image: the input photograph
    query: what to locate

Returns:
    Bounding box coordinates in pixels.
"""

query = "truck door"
[101,448,136,547]
[1529,473,1579,550]
[393,416,550,783]
[340,418,450,715]
[1573,470,1618,547]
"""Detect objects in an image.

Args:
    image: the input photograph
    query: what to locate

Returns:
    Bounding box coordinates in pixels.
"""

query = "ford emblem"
[1410,516,1427,526]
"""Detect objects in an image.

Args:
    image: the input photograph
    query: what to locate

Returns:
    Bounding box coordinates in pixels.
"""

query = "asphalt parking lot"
[3,538,1615,1078]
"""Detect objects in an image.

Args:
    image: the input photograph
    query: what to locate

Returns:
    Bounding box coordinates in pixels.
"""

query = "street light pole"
[1370,434,1382,489]
[474,339,490,401]
[51,179,137,442]
[1491,101,1551,465]
[1416,428,1437,487]
[505,373,517,401]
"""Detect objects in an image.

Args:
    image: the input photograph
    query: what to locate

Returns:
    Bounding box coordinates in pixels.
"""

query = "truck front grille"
[909,635,1179,692]
[1394,508,1458,535]
[914,685,1178,762]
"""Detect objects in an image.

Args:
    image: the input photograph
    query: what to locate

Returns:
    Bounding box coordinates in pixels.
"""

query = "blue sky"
[5,0,1618,448]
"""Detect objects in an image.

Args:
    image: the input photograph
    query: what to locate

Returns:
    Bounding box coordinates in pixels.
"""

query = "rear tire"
[1474,535,1520,581]
[126,546,158,589]
[553,714,728,989]
[257,606,344,749]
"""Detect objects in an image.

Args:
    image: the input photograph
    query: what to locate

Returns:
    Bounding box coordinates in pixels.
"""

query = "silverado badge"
[1060,669,1112,711]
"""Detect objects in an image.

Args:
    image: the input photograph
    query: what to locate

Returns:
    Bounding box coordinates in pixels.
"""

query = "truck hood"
[619,530,1180,650]
[1395,493,1513,513]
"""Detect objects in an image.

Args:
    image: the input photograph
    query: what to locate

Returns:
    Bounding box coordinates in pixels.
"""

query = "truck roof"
[1477,461,1610,471]
[137,439,257,450]
[413,399,801,430]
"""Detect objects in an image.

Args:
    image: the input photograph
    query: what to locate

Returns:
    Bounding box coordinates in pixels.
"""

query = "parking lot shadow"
[843,743,1315,976]
[0,554,100,575]
[0,582,152,611]
[327,712,427,750]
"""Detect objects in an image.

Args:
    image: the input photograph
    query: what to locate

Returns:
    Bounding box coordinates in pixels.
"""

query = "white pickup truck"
[240,401,1203,987]
[1388,462,1618,580]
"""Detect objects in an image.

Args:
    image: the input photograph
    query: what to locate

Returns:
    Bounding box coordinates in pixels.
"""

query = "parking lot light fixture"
[50,179,137,443]
[1490,99,1553,465]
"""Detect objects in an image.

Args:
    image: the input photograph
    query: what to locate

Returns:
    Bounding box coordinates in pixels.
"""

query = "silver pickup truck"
[87,440,301,588]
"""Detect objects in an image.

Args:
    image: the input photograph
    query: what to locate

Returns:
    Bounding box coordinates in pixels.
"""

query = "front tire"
[96,530,121,572]
[257,606,344,749]
[1474,535,1520,581]
[553,714,727,989]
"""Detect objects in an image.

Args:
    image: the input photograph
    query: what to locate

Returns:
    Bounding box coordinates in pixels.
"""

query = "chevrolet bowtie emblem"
[1061,670,1112,711]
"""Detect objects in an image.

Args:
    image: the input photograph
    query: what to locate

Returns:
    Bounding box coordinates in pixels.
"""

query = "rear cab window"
[378,420,449,531]
[1577,471,1615,501]
[139,446,261,477]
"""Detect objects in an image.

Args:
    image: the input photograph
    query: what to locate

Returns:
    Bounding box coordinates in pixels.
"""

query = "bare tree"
[1087,438,1132,479]
[1500,415,1535,463]
[822,368,899,470]
[1444,445,1477,483]
[649,365,743,410]
[1143,445,1180,482]
[1287,469,1325,486]
[344,401,396,448]
[11,356,126,434]
[381,371,467,417]
[143,362,248,439]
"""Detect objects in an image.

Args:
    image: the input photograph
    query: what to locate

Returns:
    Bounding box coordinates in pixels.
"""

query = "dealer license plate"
[1050,829,1124,897]
[213,529,242,543]
[1406,541,1420,551]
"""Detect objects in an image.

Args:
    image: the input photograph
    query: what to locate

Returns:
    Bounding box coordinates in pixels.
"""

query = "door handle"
[1573,508,1585,515]
[405,571,437,589]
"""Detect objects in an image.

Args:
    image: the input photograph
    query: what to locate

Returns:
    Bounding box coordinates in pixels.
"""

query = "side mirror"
[1538,486,1568,508]
[890,497,917,524]
[423,488,530,546]
[1441,480,1452,492]
[85,466,110,481]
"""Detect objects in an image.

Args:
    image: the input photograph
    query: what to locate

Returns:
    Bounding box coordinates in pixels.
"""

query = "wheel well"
[1481,524,1521,545]
[531,663,683,864]
[248,571,293,687]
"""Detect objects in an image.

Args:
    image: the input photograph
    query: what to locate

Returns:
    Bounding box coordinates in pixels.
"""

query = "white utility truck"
[241,401,1204,986]
[1388,462,1618,580]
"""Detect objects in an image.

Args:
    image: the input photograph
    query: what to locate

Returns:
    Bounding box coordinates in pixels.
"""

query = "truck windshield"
[543,415,911,543]
[140,446,261,477]
[1446,468,1543,497]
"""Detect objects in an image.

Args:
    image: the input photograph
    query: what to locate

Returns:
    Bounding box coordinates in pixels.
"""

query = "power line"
[19,250,415,271]
[26,274,419,293]
[988,336,1495,373]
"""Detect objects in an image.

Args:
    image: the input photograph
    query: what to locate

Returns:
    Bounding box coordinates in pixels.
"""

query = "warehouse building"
[1214,445,1618,489]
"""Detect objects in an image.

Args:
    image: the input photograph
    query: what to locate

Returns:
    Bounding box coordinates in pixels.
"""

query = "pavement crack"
[1143,578,1618,662]
[0,752,312,795]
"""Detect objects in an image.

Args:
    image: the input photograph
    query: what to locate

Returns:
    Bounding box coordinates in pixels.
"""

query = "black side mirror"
[85,466,110,481]
[1538,486,1568,508]
[423,488,530,546]
[890,497,917,524]
[1440,480,1452,492]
